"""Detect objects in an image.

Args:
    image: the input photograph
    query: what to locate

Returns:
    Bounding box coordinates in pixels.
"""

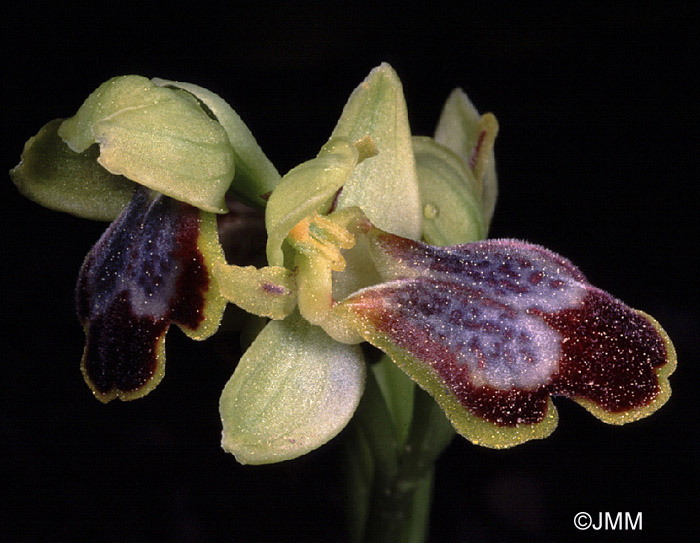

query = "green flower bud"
[413,136,485,245]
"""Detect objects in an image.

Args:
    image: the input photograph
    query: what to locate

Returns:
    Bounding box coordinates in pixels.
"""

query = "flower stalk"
[346,362,455,542]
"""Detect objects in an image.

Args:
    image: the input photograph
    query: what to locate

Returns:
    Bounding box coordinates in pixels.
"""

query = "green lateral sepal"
[220,312,366,464]
[10,119,134,221]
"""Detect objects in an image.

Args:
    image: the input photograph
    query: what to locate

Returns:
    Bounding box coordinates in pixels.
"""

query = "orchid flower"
[12,64,677,543]
[11,64,676,462]
[215,64,675,464]
[11,75,280,402]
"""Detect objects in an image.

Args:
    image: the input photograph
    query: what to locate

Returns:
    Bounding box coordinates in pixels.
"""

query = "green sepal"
[219,312,366,464]
[265,137,364,267]
[434,88,498,227]
[59,75,235,213]
[10,119,135,221]
[413,136,485,245]
[152,78,281,209]
[332,63,422,241]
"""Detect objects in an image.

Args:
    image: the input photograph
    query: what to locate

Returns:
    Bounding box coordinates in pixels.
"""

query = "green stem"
[345,359,455,543]
[362,462,434,543]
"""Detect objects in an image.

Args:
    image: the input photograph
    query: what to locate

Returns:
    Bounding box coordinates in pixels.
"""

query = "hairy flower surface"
[11,65,676,465]
[337,227,676,447]
[76,186,227,401]
[11,75,279,401]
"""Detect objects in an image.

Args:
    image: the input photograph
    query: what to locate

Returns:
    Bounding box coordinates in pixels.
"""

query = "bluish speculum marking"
[76,186,208,398]
[367,234,591,390]
[348,231,672,426]
[373,233,588,309]
[365,278,563,390]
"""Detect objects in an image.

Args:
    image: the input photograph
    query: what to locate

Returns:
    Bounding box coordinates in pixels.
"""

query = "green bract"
[58,75,235,213]
[12,75,279,219]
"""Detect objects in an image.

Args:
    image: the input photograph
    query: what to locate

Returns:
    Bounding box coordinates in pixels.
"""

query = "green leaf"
[152,78,281,209]
[343,423,374,543]
[10,119,134,221]
[219,313,366,464]
[413,136,485,245]
[59,75,235,213]
[371,355,414,450]
[265,137,360,267]
[333,63,422,241]
[434,88,498,227]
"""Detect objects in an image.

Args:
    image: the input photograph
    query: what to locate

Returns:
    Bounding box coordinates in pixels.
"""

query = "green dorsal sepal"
[59,75,235,213]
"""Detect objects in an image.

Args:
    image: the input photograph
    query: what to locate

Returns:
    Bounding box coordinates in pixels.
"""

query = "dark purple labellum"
[542,288,669,413]
[343,232,676,445]
[76,186,213,402]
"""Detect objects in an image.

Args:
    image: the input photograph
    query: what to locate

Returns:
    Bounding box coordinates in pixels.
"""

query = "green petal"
[265,137,361,266]
[413,136,485,245]
[10,119,134,221]
[59,75,234,213]
[214,263,296,320]
[152,78,281,209]
[434,88,498,227]
[333,63,422,240]
[220,313,366,464]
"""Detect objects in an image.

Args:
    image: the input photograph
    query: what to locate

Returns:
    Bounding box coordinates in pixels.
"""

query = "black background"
[2,3,697,542]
